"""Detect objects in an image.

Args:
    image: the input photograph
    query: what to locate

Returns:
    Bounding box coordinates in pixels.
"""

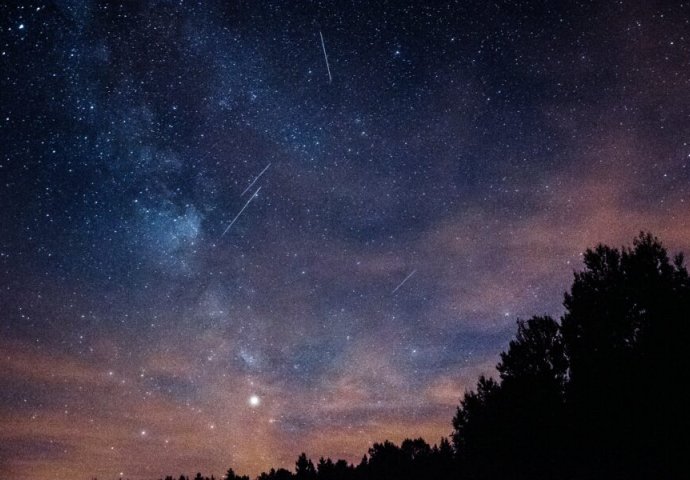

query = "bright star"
[249,395,260,407]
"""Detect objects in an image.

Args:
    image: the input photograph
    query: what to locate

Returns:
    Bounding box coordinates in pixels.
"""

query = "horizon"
[1,1,689,479]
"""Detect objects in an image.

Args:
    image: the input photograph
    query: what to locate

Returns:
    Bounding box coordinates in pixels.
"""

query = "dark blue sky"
[1,1,689,478]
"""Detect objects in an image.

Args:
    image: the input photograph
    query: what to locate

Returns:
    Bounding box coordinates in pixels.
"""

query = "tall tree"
[295,453,316,480]
[453,317,568,479]
[561,232,689,478]
[452,233,688,479]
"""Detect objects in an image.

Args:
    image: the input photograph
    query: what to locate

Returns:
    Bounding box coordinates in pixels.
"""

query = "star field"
[1,1,689,479]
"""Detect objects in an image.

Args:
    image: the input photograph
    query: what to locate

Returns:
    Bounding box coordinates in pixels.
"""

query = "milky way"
[1,2,689,479]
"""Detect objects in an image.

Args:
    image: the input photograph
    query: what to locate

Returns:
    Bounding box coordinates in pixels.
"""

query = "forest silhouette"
[146,233,688,480]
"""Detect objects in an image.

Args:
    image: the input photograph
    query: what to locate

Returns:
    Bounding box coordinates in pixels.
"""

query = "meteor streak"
[222,186,261,236]
[241,163,271,196]
[392,269,417,294]
[319,30,332,84]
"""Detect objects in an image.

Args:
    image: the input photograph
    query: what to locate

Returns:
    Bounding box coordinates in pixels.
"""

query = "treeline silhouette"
[161,440,455,480]
[152,233,687,480]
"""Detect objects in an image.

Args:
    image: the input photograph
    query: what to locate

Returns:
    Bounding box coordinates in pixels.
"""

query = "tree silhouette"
[295,453,316,480]
[365,440,407,480]
[316,458,334,480]
[495,316,568,479]
[257,468,293,480]
[561,232,689,479]
[315,457,353,480]
[431,437,455,479]
[225,468,250,480]
[453,232,689,480]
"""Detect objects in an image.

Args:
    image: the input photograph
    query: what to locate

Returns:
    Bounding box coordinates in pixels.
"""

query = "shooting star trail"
[241,163,271,196]
[319,30,332,84]
[222,186,261,237]
[392,269,417,294]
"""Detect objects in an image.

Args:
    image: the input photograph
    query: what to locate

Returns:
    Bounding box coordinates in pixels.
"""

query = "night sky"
[1,1,689,479]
